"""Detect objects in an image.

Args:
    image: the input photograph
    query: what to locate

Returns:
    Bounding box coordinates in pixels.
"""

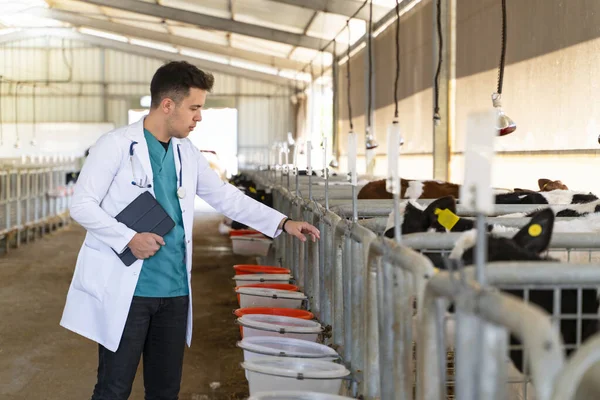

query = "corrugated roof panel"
[70,47,102,81]
[288,47,333,66]
[160,0,230,19]
[234,0,314,32]
[230,34,293,58]
[233,13,305,35]
[305,12,366,41]
[52,0,104,14]
[167,25,229,46]
[208,74,232,94]
[100,7,162,23]
[112,17,170,33]
[0,46,47,80]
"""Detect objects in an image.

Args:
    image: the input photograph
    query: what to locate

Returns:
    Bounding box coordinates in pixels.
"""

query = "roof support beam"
[268,0,387,20]
[0,28,292,86]
[338,0,422,62]
[76,0,326,50]
[28,7,308,72]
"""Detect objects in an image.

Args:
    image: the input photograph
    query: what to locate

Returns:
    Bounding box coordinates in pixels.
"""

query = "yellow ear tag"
[249,187,257,193]
[434,208,460,231]
[432,267,440,275]
[528,223,542,237]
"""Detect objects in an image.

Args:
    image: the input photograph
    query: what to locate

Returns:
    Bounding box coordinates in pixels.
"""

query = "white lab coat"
[61,118,286,352]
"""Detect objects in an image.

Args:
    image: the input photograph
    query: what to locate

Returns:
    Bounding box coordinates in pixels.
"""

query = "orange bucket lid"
[233,307,314,320]
[233,264,290,275]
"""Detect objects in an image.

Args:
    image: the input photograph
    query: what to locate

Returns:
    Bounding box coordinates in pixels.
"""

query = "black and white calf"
[495,190,598,205]
[384,195,600,239]
[419,210,600,398]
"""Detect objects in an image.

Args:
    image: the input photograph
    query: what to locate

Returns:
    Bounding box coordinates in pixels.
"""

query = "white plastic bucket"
[231,236,272,256]
[233,273,291,287]
[237,336,339,363]
[238,314,323,341]
[248,391,355,400]
[242,357,350,395]
[237,287,307,309]
[237,336,339,379]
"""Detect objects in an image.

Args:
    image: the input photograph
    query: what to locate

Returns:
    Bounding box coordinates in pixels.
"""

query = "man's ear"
[511,208,555,254]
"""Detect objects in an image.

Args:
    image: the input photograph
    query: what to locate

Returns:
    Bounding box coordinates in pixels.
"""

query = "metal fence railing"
[239,168,600,400]
[0,160,79,251]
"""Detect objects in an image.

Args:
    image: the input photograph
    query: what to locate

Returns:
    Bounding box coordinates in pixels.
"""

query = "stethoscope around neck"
[129,141,187,199]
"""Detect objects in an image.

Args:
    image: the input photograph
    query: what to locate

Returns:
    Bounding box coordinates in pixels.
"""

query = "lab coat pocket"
[73,245,116,302]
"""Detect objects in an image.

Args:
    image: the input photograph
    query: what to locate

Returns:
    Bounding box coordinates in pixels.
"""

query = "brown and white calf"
[357,178,569,201]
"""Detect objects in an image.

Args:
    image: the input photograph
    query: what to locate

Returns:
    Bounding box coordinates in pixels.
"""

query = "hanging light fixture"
[386,0,403,192]
[365,0,379,150]
[388,0,404,148]
[433,0,442,126]
[344,20,357,173]
[493,0,516,136]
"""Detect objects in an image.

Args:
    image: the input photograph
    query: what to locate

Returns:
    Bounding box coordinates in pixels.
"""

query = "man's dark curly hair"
[150,61,215,108]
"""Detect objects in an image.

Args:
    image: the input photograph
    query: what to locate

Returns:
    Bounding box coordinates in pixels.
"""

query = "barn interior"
[1,1,600,399]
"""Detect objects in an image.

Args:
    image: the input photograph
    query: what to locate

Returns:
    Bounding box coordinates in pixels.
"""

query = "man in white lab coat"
[61,60,320,400]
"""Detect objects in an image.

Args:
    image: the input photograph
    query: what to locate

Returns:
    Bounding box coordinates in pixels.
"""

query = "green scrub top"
[133,129,189,298]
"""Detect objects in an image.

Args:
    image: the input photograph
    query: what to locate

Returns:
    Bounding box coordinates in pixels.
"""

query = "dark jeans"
[91,296,189,400]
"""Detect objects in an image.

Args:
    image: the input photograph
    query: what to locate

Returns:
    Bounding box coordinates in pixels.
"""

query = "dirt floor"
[0,213,253,400]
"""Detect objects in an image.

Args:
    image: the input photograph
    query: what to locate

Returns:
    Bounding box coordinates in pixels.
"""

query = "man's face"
[166,88,207,139]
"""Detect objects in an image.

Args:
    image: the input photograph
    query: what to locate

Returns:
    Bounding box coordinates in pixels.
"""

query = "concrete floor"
[0,214,252,400]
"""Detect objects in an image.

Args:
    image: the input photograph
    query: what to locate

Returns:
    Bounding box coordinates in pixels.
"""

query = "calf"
[456,211,599,397]
[224,175,274,231]
[495,189,597,205]
[358,177,584,203]
[382,196,518,238]
[429,211,600,397]
[385,195,600,238]
[358,178,460,200]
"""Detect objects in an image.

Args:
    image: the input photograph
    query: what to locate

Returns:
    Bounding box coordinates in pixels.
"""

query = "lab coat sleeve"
[194,149,286,238]
[70,133,137,253]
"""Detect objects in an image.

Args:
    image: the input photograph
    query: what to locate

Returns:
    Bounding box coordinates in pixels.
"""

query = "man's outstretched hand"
[280,219,321,242]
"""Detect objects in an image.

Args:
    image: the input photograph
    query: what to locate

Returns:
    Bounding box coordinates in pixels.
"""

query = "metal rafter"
[286,10,319,59]
[267,0,388,20]
[0,28,293,86]
[28,7,308,72]
[76,0,326,50]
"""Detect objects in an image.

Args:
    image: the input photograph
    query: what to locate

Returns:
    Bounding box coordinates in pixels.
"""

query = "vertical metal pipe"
[331,40,339,167]
[475,213,487,285]
[343,233,352,365]
[393,192,401,243]
[352,185,357,223]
